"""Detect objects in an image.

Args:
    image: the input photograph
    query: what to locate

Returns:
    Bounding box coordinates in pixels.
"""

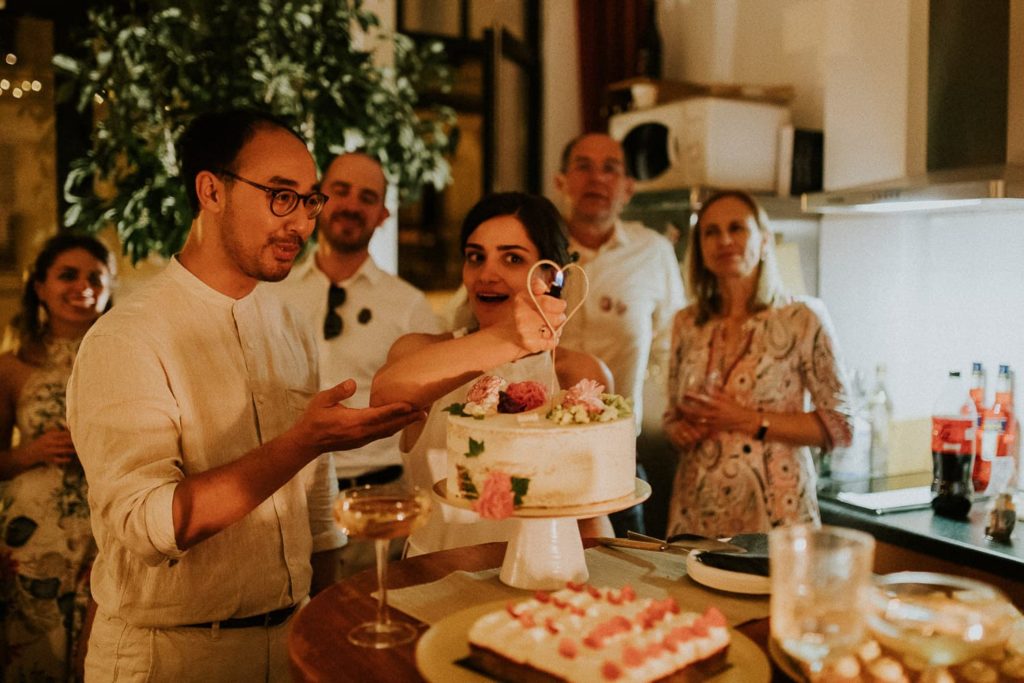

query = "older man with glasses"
[67,109,422,682]
[274,151,442,576]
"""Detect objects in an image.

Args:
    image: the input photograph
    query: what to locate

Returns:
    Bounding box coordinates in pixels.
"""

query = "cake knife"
[596,535,746,555]
[627,531,748,554]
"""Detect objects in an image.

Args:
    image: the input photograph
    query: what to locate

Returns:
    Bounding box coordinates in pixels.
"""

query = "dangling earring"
[38,301,50,331]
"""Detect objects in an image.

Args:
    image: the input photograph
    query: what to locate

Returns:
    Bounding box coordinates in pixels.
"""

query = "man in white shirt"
[554,132,685,536]
[274,152,442,575]
[66,110,421,682]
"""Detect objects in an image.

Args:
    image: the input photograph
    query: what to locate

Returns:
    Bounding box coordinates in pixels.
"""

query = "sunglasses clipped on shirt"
[214,168,328,219]
[324,284,346,340]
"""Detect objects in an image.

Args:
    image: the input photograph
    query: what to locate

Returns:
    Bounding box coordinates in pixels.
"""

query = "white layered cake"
[444,377,635,515]
[467,583,731,682]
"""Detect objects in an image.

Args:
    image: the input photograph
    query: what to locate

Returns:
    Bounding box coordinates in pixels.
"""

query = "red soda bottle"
[931,371,976,518]
[970,362,988,487]
[976,365,1017,494]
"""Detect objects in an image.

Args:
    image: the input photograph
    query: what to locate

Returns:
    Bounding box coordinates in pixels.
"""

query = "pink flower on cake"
[563,379,607,414]
[473,471,516,519]
[498,380,548,413]
[464,375,508,416]
[467,375,506,403]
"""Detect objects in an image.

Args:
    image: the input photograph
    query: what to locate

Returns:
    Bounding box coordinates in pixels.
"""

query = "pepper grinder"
[985,493,1016,543]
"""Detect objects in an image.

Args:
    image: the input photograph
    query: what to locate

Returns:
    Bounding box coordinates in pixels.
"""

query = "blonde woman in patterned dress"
[663,191,852,538]
[0,233,114,682]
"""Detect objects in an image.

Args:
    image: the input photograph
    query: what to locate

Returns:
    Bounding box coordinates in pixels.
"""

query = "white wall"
[820,209,1024,421]
[660,0,826,130]
[541,0,581,197]
[659,0,922,189]
[360,0,400,274]
[821,0,913,189]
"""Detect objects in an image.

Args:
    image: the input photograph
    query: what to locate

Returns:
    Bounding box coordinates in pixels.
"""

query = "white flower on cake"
[548,380,633,425]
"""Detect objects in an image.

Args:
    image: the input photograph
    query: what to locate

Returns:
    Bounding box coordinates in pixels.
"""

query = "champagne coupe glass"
[866,572,1018,669]
[674,369,712,418]
[770,524,876,677]
[333,483,431,648]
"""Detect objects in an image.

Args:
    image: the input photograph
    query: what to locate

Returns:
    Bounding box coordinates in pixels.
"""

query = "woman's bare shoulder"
[555,348,614,392]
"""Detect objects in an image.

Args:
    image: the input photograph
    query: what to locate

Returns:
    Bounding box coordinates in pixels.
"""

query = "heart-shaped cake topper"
[526,259,590,336]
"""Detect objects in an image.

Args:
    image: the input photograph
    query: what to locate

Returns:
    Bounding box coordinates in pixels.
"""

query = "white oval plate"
[685,551,771,595]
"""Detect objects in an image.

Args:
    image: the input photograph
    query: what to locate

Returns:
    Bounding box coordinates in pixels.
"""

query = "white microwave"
[608,97,791,192]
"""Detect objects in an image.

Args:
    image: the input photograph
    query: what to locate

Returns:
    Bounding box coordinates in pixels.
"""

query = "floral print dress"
[665,297,852,538]
[1,338,95,683]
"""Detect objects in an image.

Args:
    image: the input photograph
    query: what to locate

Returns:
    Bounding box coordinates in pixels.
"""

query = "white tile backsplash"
[819,208,1024,421]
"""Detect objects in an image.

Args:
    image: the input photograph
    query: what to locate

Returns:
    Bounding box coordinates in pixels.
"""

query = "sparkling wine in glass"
[770,524,876,677]
[333,483,431,648]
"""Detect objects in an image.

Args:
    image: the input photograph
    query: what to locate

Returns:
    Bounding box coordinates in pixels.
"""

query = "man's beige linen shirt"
[67,258,343,628]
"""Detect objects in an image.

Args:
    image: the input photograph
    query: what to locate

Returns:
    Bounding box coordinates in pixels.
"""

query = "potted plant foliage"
[54,0,455,263]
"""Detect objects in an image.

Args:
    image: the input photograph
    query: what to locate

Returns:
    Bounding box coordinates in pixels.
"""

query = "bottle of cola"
[930,371,976,519]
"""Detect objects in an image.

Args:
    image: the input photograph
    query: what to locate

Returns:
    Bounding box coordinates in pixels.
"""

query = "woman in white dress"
[372,193,614,555]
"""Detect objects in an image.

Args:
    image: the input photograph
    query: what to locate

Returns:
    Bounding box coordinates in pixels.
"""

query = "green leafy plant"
[54,0,455,263]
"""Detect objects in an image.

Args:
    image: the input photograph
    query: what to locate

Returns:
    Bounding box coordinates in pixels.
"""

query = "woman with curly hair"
[0,232,114,682]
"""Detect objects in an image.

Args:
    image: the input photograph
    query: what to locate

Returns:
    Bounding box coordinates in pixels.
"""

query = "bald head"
[316,152,390,255]
[555,133,635,233]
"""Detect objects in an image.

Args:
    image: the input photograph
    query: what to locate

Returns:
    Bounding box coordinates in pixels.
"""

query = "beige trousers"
[84,610,292,682]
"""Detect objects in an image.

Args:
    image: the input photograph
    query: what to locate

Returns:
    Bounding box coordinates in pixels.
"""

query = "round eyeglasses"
[215,168,328,219]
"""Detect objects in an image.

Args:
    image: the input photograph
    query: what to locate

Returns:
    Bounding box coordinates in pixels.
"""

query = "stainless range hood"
[803,0,1024,214]
[802,164,1024,214]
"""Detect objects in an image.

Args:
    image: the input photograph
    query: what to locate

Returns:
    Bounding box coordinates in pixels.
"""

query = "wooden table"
[288,541,791,682]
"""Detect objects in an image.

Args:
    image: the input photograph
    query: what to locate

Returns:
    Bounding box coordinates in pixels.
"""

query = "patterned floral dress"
[665,297,852,538]
[1,338,95,683]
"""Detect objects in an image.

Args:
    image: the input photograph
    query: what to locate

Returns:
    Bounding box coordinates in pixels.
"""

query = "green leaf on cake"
[511,477,530,506]
[465,438,485,458]
[457,465,478,499]
[443,403,468,417]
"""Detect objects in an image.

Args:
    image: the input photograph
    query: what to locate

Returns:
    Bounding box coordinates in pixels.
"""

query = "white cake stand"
[431,478,651,590]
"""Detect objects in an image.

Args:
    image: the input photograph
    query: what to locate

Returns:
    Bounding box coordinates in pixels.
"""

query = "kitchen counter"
[818,473,1024,605]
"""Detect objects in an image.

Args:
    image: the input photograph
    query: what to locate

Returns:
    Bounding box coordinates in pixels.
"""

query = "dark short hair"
[14,232,114,364]
[459,192,570,266]
[177,109,304,216]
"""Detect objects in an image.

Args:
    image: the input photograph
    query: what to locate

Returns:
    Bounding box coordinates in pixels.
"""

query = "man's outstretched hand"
[292,379,425,455]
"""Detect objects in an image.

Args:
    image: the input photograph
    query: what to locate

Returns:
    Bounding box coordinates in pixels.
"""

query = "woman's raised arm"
[371,287,565,409]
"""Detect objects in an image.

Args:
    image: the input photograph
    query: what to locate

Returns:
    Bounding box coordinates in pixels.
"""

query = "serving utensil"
[595,532,746,554]
[630,530,748,553]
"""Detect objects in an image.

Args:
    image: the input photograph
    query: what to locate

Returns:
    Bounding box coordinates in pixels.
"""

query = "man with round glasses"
[67,109,422,682]
[274,152,442,577]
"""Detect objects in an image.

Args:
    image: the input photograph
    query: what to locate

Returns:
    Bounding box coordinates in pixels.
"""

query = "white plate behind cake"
[685,552,771,595]
[415,599,771,683]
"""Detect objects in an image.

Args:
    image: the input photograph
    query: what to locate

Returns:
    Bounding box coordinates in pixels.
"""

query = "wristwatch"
[754,413,770,441]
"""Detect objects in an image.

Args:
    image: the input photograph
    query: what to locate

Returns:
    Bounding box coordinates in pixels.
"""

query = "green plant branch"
[54,0,455,262]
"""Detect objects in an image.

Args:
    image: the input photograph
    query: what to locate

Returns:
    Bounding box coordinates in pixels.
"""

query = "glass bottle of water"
[867,364,894,478]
